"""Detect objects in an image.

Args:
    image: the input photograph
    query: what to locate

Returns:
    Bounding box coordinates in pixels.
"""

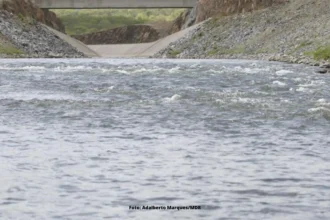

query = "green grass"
[208,17,221,28]
[206,45,246,56]
[297,40,313,49]
[168,49,181,57]
[225,45,245,54]
[207,49,218,56]
[191,33,201,41]
[289,40,314,55]
[256,47,268,54]
[286,40,313,56]
[207,45,219,56]
[52,9,184,35]
[0,44,23,55]
[309,44,330,61]
[213,45,245,55]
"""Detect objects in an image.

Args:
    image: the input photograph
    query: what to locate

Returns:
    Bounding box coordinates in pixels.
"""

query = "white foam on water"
[53,65,94,73]
[189,63,202,68]
[209,69,225,74]
[307,107,330,113]
[164,94,181,102]
[230,97,263,105]
[133,68,149,74]
[317,98,327,104]
[0,66,46,71]
[275,70,293,75]
[299,80,325,88]
[272,80,287,87]
[100,68,114,73]
[293,77,303,83]
[117,67,164,75]
[0,64,168,75]
[233,66,270,74]
[114,69,129,74]
[215,99,226,104]
[168,66,181,74]
[314,98,330,107]
[92,86,114,93]
[62,110,84,118]
[296,87,312,93]
[236,97,257,104]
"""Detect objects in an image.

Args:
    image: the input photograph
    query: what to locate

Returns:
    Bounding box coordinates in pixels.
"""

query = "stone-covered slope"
[0,9,85,58]
[155,0,330,67]
[169,0,286,33]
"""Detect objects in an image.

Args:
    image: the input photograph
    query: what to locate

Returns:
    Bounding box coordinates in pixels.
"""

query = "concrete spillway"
[44,19,205,58]
[88,21,204,58]
[31,0,196,9]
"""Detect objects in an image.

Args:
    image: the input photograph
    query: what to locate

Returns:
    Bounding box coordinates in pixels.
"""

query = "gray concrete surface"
[32,0,196,9]
[89,21,205,58]
[43,24,100,57]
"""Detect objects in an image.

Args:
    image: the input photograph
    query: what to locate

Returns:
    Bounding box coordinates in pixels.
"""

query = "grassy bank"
[0,44,22,55]
[0,34,23,57]
[309,45,330,61]
[52,9,184,35]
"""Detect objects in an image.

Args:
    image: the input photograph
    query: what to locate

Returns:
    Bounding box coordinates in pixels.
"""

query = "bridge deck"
[31,0,196,9]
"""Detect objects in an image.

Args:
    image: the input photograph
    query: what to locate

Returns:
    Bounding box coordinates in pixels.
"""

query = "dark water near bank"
[0,59,330,220]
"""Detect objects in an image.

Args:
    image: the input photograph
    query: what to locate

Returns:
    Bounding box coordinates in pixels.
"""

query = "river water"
[0,58,330,220]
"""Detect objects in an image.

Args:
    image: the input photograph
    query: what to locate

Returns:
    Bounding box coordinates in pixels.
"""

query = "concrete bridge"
[31,0,197,9]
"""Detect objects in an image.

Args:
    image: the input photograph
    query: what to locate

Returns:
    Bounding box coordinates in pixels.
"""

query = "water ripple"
[0,58,329,220]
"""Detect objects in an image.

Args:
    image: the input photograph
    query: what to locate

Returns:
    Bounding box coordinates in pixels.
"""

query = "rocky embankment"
[155,0,330,73]
[169,0,286,34]
[73,24,161,45]
[0,0,85,58]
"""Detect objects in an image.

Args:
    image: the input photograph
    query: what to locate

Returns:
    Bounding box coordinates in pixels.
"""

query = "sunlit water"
[1,58,330,220]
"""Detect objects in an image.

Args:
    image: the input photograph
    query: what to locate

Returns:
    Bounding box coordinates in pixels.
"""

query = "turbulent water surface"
[0,59,330,220]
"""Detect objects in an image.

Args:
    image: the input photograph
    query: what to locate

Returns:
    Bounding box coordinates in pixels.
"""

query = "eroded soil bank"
[73,25,161,45]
